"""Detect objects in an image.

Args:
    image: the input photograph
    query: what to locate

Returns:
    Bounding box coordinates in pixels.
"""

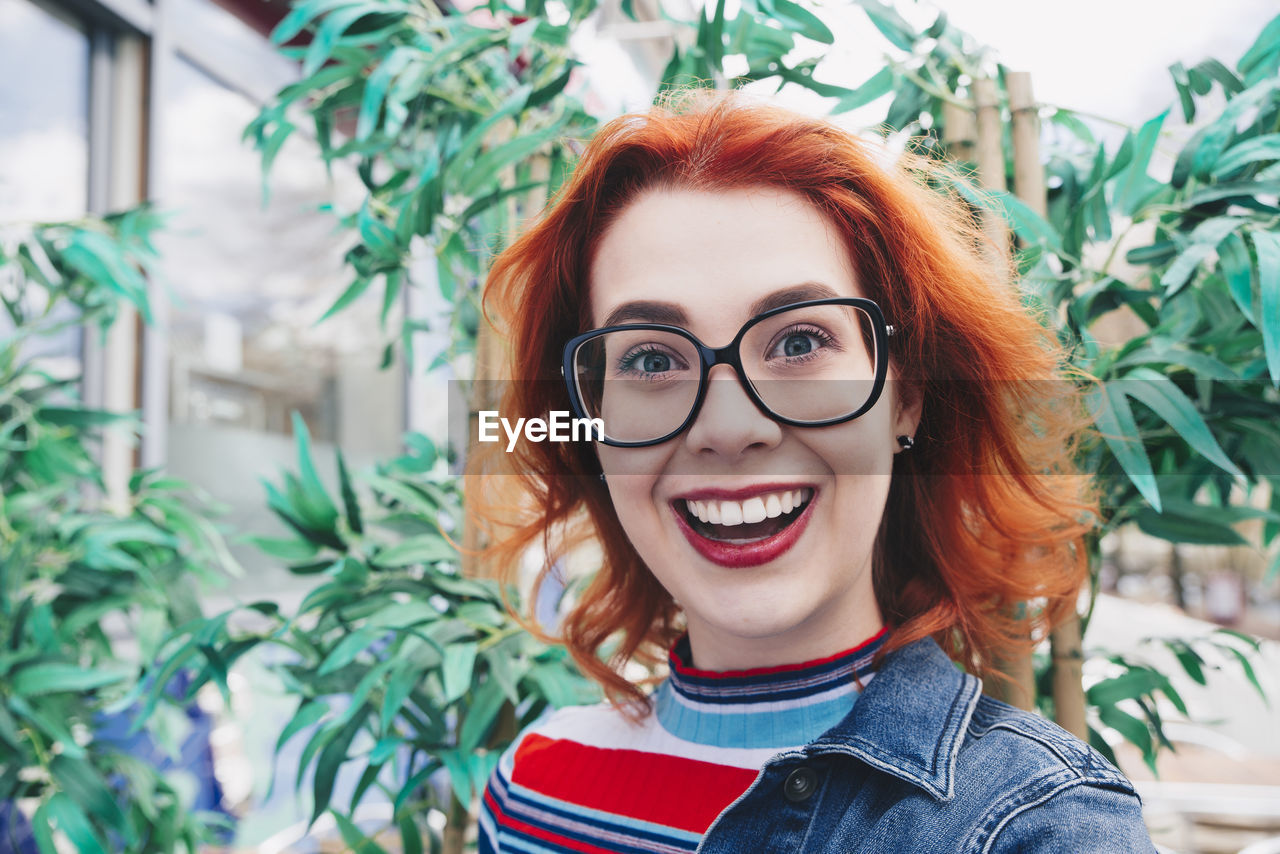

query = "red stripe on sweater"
[511,733,758,834]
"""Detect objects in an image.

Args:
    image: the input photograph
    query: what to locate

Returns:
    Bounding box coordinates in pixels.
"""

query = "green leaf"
[857,0,915,50]
[1251,230,1280,386]
[1097,704,1154,770]
[1134,507,1248,545]
[249,535,322,562]
[458,679,506,753]
[1192,78,1280,180]
[375,535,457,568]
[761,0,833,44]
[438,748,473,806]
[303,4,375,76]
[832,67,894,114]
[318,275,376,324]
[380,662,421,733]
[336,450,364,534]
[1213,133,1280,177]
[1114,110,1166,216]
[1219,231,1256,320]
[333,810,390,854]
[458,123,564,198]
[11,662,130,696]
[356,46,415,141]
[442,641,478,704]
[42,793,107,854]
[1086,669,1165,707]
[1217,644,1269,706]
[993,191,1064,255]
[1088,383,1160,511]
[1160,216,1242,297]
[277,699,330,754]
[50,755,128,832]
[1166,640,1208,685]
[272,0,354,44]
[318,626,384,675]
[1238,12,1280,81]
[311,708,367,827]
[1121,368,1244,477]
[399,815,424,854]
[1186,178,1280,207]
[291,411,341,527]
[1192,58,1244,95]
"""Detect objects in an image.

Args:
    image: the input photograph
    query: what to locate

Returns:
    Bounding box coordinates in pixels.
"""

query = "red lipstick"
[671,487,817,569]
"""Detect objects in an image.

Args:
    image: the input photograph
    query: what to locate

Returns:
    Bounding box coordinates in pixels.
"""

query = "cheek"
[805,417,897,476]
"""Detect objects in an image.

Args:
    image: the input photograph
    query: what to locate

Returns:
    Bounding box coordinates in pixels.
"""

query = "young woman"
[473,90,1156,852]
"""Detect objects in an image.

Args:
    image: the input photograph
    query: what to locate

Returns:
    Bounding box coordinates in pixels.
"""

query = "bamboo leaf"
[1088,384,1161,511]
[832,67,894,114]
[1251,229,1280,386]
[374,535,457,568]
[442,641,478,704]
[1121,368,1244,477]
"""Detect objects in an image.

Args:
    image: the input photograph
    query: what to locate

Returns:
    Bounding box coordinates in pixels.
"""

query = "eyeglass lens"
[572,303,879,444]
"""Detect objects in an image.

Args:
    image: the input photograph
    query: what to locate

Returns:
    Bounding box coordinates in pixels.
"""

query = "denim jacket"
[696,635,1155,853]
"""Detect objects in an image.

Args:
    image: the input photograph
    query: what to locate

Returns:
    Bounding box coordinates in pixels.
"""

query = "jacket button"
[783,766,818,803]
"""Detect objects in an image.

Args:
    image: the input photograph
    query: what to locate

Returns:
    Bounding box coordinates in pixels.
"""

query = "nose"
[682,364,783,459]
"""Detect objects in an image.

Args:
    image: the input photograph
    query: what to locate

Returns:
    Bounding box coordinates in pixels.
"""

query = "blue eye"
[617,345,688,377]
[768,325,834,361]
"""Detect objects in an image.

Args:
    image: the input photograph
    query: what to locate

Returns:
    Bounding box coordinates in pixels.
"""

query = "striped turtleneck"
[479,627,888,854]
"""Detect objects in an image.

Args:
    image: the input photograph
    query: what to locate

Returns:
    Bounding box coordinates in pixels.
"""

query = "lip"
[672,482,818,502]
[670,486,818,569]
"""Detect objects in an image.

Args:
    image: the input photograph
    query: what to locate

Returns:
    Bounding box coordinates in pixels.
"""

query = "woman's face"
[588,185,920,671]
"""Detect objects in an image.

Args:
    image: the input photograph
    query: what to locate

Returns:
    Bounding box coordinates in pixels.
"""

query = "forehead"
[587,186,862,337]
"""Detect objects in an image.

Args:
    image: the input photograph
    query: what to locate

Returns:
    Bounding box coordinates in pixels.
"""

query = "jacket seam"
[969,719,1084,776]
[976,777,1086,854]
[975,775,1140,854]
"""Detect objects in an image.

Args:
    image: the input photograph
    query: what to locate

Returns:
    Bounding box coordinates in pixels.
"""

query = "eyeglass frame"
[560,297,897,448]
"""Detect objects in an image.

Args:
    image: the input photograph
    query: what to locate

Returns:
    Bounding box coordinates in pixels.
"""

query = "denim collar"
[807,635,982,803]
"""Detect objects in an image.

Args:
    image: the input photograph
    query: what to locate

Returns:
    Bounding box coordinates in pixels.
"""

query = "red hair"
[474,89,1095,710]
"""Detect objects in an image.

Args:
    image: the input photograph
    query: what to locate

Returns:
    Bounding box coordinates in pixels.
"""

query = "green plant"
[148,414,595,852]
[0,209,240,852]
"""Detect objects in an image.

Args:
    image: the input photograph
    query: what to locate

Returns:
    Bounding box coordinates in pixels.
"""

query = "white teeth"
[685,488,812,528]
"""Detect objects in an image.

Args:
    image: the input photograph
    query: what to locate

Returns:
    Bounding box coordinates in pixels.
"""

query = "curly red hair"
[473,89,1095,710]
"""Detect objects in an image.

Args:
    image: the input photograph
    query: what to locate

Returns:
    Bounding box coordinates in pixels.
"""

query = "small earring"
[599,472,607,483]
[896,435,915,450]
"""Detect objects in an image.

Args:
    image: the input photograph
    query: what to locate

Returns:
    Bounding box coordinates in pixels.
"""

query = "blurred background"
[2,0,1280,851]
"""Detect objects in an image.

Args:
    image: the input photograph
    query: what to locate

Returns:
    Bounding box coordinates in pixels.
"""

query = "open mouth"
[677,487,814,545]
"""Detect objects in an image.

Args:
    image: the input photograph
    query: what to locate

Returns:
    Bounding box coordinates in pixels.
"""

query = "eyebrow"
[599,282,844,328]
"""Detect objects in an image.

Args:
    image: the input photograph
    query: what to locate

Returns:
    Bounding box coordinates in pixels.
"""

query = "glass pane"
[0,0,89,377]
[157,57,404,585]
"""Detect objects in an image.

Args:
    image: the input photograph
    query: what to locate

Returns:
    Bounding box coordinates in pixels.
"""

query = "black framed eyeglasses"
[561,297,896,447]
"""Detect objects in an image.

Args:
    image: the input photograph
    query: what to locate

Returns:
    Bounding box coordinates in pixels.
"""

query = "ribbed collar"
[654,628,888,749]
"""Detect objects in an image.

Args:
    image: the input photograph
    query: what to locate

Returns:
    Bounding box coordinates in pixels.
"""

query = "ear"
[892,380,923,453]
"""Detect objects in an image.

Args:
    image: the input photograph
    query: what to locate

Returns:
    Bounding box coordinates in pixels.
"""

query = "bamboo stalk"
[1007,70,1088,737]
[972,77,1009,267]
[941,99,977,165]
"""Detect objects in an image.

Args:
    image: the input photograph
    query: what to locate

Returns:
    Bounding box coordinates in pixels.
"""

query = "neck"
[684,600,885,671]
